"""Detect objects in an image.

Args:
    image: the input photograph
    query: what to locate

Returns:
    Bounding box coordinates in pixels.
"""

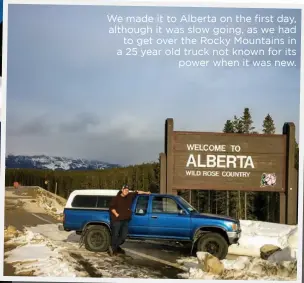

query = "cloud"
[6,116,163,165]
[7,114,52,137]
[5,5,301,165]
[59,112,100,133]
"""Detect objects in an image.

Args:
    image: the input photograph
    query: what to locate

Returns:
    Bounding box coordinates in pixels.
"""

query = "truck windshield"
[177,196,198,213]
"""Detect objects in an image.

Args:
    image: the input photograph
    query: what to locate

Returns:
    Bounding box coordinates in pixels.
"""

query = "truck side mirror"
[179,209,185,215]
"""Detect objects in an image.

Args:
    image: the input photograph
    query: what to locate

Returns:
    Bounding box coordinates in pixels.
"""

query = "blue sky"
[5,5,301,165]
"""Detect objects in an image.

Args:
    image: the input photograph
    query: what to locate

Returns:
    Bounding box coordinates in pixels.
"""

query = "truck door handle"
[151,216,158,219]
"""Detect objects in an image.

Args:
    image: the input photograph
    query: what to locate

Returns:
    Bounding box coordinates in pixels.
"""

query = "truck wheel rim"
[205,241,220,255]
[90,232,103,247]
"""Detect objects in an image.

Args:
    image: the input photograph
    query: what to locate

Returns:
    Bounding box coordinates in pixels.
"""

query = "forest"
[5,108,299,223]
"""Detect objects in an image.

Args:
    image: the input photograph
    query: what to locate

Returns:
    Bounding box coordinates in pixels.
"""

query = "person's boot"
[108,246,114,256]
[117,246,125,254]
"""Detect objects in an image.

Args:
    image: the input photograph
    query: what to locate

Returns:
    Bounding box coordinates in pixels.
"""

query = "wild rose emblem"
[260,173,276,187]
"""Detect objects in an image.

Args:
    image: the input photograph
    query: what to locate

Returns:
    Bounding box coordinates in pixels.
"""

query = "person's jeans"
[110,220,129,252]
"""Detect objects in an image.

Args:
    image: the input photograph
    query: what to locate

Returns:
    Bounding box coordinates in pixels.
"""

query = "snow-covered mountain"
[6,154,120,170]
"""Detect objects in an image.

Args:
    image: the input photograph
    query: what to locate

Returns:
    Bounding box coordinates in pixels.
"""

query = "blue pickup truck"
[61,189,241,260]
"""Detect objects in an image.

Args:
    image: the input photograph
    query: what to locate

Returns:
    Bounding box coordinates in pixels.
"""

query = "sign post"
[283,122,297,225]
[159,152,167,194]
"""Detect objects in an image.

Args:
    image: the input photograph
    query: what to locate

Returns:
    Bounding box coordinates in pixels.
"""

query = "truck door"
[148,196,191,240]
[128,195,150,237]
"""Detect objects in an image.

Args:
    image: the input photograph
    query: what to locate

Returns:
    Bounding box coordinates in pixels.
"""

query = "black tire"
[84,225,111,252]
[196,232,228,260]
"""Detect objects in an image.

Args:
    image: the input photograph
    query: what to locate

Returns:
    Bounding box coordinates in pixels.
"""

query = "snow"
[222,256,251,270]
[177,255,297,280]
[35,188,66,218]
[6,154,118,171]
[177,220,298,280]
[30,224,80,242]
[4,219,299,279]
[267,247,296,263]
[37,195,64,215]
[6,244,57,262]
[228,220,298,258]
[4,225,165,278]
[5,229,81,277]
[4,188,299,280]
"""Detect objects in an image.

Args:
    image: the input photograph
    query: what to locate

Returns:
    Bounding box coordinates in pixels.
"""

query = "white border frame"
[1,0,304,282]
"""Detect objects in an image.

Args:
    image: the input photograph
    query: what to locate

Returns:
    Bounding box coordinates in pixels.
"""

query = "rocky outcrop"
[178,250,297,280]
[197,252,224,275]
[4,225,19,241]
[260,244,282,260]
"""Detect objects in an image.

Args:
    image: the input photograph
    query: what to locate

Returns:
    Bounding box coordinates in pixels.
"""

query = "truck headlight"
[231,223,238,231]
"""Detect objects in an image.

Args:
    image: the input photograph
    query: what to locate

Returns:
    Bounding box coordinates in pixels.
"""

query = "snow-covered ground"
[4,187,299,279]
[4,220,298,279]
[176,220,298,280]
[229,220,298,259]
[4,225,165,278]
[177,253,297,280]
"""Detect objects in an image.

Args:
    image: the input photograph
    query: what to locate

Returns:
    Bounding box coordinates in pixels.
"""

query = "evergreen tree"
[223,120,235,133]
[5,162,160,199]
[242,108,255,134]
[233,116,244,133]
[262,114,276,134]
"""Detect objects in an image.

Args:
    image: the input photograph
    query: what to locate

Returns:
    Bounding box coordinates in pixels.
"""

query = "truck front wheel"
[84,225,111,252]
[196,232,228,260]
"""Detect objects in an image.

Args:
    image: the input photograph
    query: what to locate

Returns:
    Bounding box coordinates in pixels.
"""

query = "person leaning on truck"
[108,185,151,256]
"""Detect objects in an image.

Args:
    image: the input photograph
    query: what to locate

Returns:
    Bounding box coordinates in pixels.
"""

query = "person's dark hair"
[117,185,131,195]
[122,184,129,190]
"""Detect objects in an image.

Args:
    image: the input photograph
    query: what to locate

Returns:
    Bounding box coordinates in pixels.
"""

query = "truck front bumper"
[227,230,242,245]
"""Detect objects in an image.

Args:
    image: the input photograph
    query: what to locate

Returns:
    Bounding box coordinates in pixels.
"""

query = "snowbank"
[36,188,66,213]
[177,220,298,280]
[29,187,66,220]
[177,254,297,280]
[229,220,298,258]
[6,186,66,220]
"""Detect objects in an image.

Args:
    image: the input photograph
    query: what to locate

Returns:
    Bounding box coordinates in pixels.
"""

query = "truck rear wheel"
[197,232,228,260]
[84,225,111,252]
